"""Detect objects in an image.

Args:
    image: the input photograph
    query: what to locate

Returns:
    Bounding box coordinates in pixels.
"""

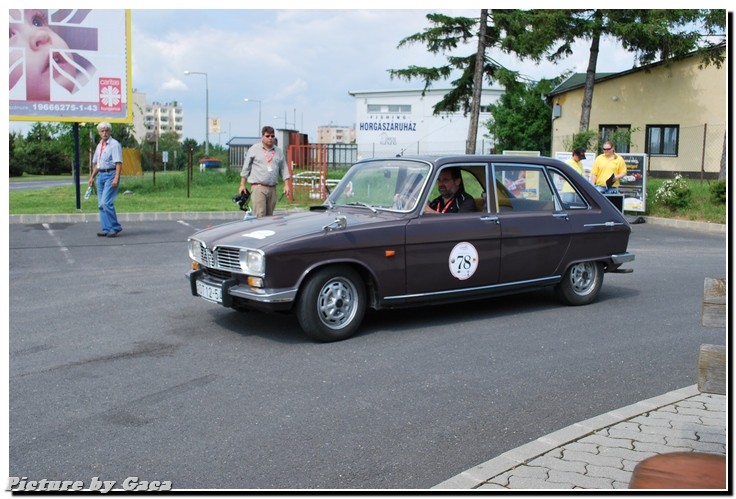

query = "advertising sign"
[617,153,647,212]
[9,9,131,123]
[209,118,221,134]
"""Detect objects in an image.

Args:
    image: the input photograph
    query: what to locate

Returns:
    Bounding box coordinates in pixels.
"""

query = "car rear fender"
[560,252,635,275]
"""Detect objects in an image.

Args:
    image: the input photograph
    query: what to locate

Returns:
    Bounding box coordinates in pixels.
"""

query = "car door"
[404,164,502,296]
[491,163,572,283]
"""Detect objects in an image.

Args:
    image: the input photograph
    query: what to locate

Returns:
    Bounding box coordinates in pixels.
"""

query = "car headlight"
[188,238,202,262]
[239,249,265,275]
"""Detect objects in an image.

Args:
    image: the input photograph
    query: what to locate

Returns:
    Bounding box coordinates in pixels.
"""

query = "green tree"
[487,72,564,156]
[9,132,24,177]
[493,9,727,132]
[15,123,70,175]
[389,10,502,154]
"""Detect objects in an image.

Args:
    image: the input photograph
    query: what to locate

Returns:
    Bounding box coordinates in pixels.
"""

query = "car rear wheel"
[555,261,604,306]
[296,265,367,342]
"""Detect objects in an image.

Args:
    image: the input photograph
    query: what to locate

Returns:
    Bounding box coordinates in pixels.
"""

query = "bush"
[654,174,691,209]
[708,179,726,204]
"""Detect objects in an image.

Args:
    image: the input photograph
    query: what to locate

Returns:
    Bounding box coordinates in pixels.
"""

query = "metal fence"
[287,144,329,204]
[324,144,357,168]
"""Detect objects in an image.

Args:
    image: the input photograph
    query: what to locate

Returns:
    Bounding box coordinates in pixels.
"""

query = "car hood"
[189,208,401,251]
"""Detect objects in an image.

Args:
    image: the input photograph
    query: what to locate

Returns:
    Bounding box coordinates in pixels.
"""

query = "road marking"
[42,223,75,264]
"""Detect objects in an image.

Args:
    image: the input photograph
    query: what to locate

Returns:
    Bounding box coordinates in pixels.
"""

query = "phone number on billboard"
[32,103,99,112]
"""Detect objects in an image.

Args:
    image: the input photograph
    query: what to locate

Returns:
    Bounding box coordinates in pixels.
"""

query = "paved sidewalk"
[434,385,728,490]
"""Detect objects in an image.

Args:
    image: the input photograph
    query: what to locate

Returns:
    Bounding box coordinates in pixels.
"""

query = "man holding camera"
[239,126,292,217]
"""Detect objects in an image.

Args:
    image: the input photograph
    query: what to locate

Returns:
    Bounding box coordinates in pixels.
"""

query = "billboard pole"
[74,123,81,210]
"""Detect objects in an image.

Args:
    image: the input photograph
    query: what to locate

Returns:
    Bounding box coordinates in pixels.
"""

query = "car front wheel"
[555,261,604,306]
[296,265,367,342]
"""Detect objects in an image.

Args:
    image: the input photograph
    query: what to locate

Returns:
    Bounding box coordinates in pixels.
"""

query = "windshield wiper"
[347,201,377,213]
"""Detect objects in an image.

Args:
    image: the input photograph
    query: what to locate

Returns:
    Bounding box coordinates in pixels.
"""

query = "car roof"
[360,154,567,168]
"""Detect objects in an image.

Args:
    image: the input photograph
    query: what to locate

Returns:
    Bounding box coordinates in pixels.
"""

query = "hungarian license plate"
[196,280,222,303]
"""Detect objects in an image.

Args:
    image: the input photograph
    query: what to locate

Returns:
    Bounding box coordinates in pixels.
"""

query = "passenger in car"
[424,167,477,214]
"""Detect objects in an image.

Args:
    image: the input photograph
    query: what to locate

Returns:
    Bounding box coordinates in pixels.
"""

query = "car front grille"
[193,242,241,273]
[205,267,234,281]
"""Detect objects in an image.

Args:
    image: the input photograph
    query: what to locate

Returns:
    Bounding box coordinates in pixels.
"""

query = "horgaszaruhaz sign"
[9,9,132,124]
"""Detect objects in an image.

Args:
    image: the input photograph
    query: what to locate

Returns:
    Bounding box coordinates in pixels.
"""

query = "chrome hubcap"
[570,262,596,295]
[317,278,358,329]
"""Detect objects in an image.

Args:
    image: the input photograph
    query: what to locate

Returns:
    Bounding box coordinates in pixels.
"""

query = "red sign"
[99,77,122,112]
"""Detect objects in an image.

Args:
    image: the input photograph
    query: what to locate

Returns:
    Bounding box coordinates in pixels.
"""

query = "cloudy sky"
[131,8,642,144]
[7,6,687,143]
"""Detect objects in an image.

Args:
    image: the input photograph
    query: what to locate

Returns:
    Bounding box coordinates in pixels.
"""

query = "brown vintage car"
[187,155,634,342]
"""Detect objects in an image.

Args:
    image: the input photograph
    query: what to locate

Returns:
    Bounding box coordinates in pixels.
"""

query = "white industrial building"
[349,87,504,159]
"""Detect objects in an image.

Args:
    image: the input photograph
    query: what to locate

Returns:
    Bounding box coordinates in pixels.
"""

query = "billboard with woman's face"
[9,9,131,123]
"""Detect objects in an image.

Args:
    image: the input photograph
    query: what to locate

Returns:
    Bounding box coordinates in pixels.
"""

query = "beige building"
[317,124,356,144]
[131,91,184,145]
[547,43,727,179]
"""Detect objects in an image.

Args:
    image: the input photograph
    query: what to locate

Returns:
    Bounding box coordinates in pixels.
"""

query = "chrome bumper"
[611,252,635,265]
[187,269,297,306]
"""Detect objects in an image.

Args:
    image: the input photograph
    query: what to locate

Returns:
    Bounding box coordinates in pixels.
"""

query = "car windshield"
[329,160,431,212]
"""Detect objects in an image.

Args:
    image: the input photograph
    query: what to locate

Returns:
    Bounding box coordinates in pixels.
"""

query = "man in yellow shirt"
[590,141,627,193]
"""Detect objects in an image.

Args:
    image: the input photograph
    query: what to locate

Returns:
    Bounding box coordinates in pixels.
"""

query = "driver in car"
[424,167,477,214]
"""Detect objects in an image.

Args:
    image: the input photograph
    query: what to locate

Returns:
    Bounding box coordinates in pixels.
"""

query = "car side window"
[493,166,556,212]
[425,167,485,213]
[461,170,485,212]
[549,168,589,210]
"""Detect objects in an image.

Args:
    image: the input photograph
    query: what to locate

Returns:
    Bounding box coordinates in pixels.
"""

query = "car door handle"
[480,216,500,224]
[553,213,569,221]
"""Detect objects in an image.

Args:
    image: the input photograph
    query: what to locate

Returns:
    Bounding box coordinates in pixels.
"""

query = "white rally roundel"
[449,242,479,280]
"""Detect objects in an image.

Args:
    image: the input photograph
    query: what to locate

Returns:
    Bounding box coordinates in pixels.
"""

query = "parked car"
[187,155,634,342]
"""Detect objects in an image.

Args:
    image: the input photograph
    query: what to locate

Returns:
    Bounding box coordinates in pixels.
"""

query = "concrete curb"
[432,385,701,489]
[7,211,244,224]
[641,216,726,233]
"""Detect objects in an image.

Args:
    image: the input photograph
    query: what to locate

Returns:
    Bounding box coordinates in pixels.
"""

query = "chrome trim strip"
[584,221,626,227]
[384,276,560,301]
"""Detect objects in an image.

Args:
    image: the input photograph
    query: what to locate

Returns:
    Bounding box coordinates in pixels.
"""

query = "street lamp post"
[184,70,209,156]
[243,98,262,135]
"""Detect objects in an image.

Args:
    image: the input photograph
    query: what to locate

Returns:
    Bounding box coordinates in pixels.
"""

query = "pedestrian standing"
[565,147,587,176]
[88,121,123,237]
[590,141,627,194]
[561,147,588,203]
[239,126,292,217]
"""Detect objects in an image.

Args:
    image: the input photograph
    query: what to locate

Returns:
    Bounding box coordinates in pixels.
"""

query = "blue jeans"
[97,170,121,233]
[595,186,620,194]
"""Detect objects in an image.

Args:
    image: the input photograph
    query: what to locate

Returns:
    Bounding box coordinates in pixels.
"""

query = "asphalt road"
[8,219,727,490]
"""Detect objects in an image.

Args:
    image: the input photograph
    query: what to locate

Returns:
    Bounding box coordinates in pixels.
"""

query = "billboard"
[9,9,131,123]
